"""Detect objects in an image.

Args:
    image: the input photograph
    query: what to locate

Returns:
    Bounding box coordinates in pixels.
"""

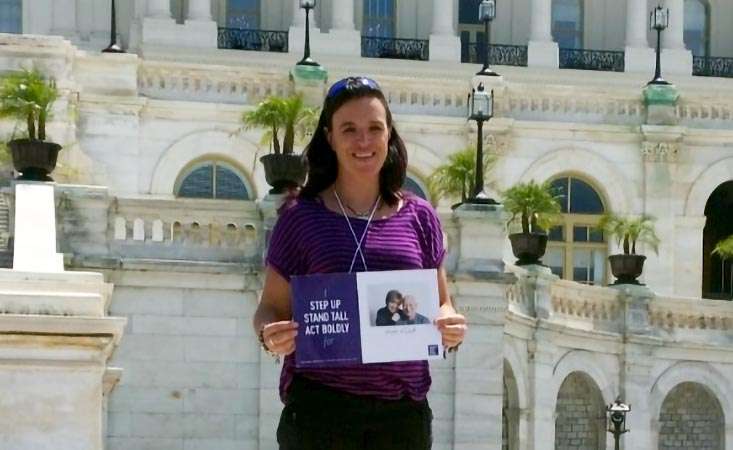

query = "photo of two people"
[374,289,430,326]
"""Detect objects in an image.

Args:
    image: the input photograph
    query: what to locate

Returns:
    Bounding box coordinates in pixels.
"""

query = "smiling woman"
[253,76,467,450]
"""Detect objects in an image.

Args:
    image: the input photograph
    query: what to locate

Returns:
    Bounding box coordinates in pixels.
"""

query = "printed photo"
[371,288,432,327]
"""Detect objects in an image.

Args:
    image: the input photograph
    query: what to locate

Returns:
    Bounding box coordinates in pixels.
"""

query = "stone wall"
[659,382,725,450]
[106,282,262,450]
[554,372,605,450]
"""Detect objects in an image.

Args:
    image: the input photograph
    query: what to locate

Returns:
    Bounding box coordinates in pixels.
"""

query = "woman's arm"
[435,266,466,349]
[253,266,299,356]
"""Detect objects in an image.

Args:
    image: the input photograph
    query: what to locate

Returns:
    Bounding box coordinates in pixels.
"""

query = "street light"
[467,83,498,204]
[476,0,498,76]
[102,0,124,53]
[606,398,631,450]
[297,0,320,66]
[648,5,670,85]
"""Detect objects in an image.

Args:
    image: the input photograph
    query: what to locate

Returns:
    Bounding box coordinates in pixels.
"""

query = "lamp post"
[297,0,320,66]
[476,0,498,76]
[102,0,124,53]
[606,398,631,450]
[467,83,497,204]
[648,5,669,85]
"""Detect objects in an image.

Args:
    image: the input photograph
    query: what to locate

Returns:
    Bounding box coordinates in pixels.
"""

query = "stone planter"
[609,254,647,285]
[260,153,307,194]
[9,139,62,182]
[509,232,548,266]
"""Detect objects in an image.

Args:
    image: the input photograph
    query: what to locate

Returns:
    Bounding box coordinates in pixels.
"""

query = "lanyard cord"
[333,190,381,273]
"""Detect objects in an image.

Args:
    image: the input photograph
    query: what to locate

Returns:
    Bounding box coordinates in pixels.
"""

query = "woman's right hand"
[261,321,299,356]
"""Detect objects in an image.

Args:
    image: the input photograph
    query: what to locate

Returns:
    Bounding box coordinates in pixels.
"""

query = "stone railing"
[138,61,291,105]
[54,186,263,266]
[501,89,644,125]
[506,267,733,346]
[548,279,622,333]
[676,100,733,127]
[380,80,467,117]
[110,197,262,263]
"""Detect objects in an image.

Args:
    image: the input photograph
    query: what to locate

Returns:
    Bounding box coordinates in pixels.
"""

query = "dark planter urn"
[609,254,646,285]
[9,139,62,182]
[260,153,307,194]
[509,232,548,266]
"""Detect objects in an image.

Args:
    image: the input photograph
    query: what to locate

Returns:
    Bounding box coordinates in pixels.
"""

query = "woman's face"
[387,298,400,313]
[326,96,390,182]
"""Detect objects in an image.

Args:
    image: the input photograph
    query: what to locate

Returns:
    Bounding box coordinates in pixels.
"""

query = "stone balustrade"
[138,61,291,105]
[110,197,262,262]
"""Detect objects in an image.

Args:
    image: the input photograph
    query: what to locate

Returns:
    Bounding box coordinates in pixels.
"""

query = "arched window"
[363,0,395,37]
[703,181,733,299]
[546,176,607,285]
[176,161,251,200]
[227,0,260,29]
[552,0,584,49]
[402,175,428,201]
[0,0,21,33]
[684,0,710,57]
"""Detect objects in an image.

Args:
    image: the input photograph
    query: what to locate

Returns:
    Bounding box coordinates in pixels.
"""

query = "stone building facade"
[0,1,732,449]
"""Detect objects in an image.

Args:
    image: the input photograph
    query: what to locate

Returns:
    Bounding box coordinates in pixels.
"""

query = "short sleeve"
[266,203,307,281]
[414,199,446,269]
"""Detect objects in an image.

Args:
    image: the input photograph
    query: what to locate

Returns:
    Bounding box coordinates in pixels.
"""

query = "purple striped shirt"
[266,193,446,402]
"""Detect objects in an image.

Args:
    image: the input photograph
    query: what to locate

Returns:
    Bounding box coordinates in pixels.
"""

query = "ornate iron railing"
[461,42,528,67]
[217,28,288,52]
[361,36,429,61]
[559,48,625,72]
[693,56,733,78]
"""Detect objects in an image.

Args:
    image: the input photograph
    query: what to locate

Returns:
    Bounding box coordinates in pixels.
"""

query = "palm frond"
[427,146,494,204]
[713,235,733,260]
[502,180,562,234]
[598,213,659,255]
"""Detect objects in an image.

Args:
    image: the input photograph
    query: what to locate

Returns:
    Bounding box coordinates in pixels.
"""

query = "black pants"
[277,376,433,450]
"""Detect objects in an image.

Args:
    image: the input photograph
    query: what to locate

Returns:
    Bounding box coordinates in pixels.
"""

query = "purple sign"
[291,272,362,368]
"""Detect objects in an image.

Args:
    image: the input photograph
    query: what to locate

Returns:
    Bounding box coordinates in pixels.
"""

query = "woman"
[375,289,406,326]
[253,76,467,450]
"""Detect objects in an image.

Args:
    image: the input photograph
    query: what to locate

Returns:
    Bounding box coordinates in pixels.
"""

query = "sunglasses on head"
[326,76,381,99]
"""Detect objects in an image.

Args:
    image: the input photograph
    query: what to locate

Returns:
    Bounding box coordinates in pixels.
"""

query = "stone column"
[332,0,354,30]
[146,0,171,19]
[528,0,558,68]
[429,0,461,62]
[327,0,360,57]
[673,216,707,297]
[660,0,693,75]
[662,0,685,50]
[187,0,212,21]
[624,0,655,73]
[451,203,514,449]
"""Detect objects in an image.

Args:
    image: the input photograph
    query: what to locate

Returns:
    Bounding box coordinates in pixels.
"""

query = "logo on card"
[428,345,439,356]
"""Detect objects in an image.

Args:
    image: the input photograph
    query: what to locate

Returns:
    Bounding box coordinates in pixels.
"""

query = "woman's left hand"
[435,313,467,349]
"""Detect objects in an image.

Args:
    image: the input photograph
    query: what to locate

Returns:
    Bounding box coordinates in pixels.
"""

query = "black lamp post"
[467,83,498,204]
[476,0,498,76]
[606,398,631,450]
[297,0,320,66]
[102,0,124,53]
[648,5,669,85]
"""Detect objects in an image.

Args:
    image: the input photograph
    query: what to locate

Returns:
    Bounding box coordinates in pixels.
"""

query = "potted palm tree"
[597,214,660,285]
[242,94,318,194]
[0,69,60,181]
[502,180,562,265]
[427,146,493,208]
[712,234,733,299]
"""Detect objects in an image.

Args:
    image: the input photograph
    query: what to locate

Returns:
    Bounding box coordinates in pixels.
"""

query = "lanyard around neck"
[333,190,381,273]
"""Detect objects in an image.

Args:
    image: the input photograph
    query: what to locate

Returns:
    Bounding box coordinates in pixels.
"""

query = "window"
[0,0,21,34]
[363,0,395,37]
[684,0,709,57]
[402,175,428,201]
[227,0,260,29]
[176,161,251,200]
[552,0,584,49]
[545,177,607,285]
